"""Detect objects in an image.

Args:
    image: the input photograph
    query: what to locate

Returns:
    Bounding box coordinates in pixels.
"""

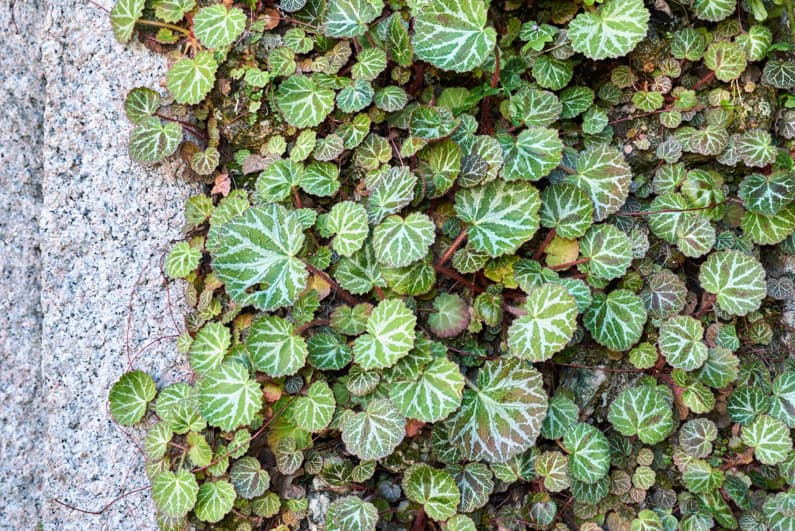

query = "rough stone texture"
[1,0,196,528]
[0,0,46,526]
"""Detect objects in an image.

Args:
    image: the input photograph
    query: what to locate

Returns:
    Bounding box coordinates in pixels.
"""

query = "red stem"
[533,228,556,261]
[549,257,590,271]
[437,228,468,267]
[304,262,359,306]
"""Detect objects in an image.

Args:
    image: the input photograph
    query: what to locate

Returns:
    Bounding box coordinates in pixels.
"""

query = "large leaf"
[567,0,650,60]
[499,127,563,182]
[372,213,435,267]
[341,398,405,460]
[189,322,231,376]
[109,370,156,426]
[742,202,795,245]
[326,496,378,531]
[193,4,246,49]
[741,414,793,465]
[197,362,262,432]
[353,298,417,370]
[194,481,236,523]
[658,315,708,371]
[247,315,308,377]
[323,201,369,257]
[390,358,465,422]
[583,289,647,352]
[448,358,548,463]
[564,423,611,484]
[699,250,766,316]
[579,223,632,281]
[411,0,497,73]
[455,180,540,258]
[507,283,577,362]
[166,51,218,105]
[276,75,335,128]
[325,0,381,37]
[128,116,182,163]
[739,172,795,215]
[211,204,308,311]
[110,0,144,43]
[539,183,593,239]
[289,381,335,432]
[608,385,674,444]
[564,145,632,221]
[402,464,461,521]
[152,469,199,518]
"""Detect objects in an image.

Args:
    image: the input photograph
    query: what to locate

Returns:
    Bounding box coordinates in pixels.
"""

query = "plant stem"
[533,228,556,261]
[437,227,468,267]
[549,257,590,271]
[433,263,479,293]
[304,261,360,306]
[135,19,192,37]
[694,292,717,318]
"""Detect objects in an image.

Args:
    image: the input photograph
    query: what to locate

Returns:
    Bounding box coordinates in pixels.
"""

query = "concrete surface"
[2,0,198,528]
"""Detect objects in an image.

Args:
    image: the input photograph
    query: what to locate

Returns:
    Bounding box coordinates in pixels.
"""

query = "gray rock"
[2,0,199,528]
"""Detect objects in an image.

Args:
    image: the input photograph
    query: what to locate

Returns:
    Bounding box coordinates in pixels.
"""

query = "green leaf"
[771,372,795,427]
[507,283,577,362]
[452,462,494,512]
[390,357,465,422]
[166,51,218,105]
[658,315,708,371]
[386,14,413,67]
[230,457,270,499]
[290,381,335,432]
[323,201,369,257]
[276,75,335,128]
[704,41,747,82]
[353,47,387,81]
[403,464,461,521]
[334,243,387,295]
[559,86,595,120]
[699,250,766,316]
[336,79,374,113]
[153,0,195,23]
[564,145,632,221]
[302,162,340,197]
[211,204,308,311]
[728,386,770,425]
[564,423,610,484]
[197,362,262,432]
[737,129,777,168]
[124,87,160,123]
[366,166,417,223]
[427,293,470,339]
[671,28,706,61]
[640,269,686,320]
[455,180,540,258]
[128,116,182,163]
[383,258,436,296]
[193,4,246,49]
[448,358,548,463]
[608,385,674,444]
[194,481,236,523]
[509,87,562,127]
[583,289,647,352]
[741,414,793,465]
[165,241,201,279]
[418,139,461,198]
[325,0,381,37]
[247,315,308,377]
[531,55,573,90]
[109,370,156,425]
[110,0,144,43]
[742,202,795,245]
[372,213,435,267]
[539,183,593,239]
[341,398,405,460]
[326,496,378,531]
[579,223,632,280]
[189,322,231,376]
[739,172,795,215]
[256,159,302,202]
[567,0,650,60]
[353,298,417,369]
[541,395,579,440]
[692,0,736,21]
[152,469,199,518]
[499,127,563,182]
[308,332,353,370]
[696,346,739,389]
[411,0,497,73]
[188,432,212,466]
[374,85,409,112]
[144,422,173,460]
[679,418,718,458]
[410,106,460,140]
[763,60,795,89]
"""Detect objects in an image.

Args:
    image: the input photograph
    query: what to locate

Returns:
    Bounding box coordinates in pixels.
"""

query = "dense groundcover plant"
[106,0,795,527]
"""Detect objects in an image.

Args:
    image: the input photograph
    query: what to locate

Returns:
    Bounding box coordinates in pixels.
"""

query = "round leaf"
[608,385,674,444]
[564,423,611,484]
[166,51,218,105]
[193,4,246,49]
[507,283,577,362]
[568,0,650,60]
[390,358,465,422]
[372,212,435,267]
[583,289,647,352]
[247,315,308,377]
[152,469,199,518]
[197,362,262,432]
[341,398,406,460]
[290,381,335,432]
[353,298,417,370]
[658,315,708,371]
[109,370,156,426]
[402,464,461,521]
[699,250,766,316]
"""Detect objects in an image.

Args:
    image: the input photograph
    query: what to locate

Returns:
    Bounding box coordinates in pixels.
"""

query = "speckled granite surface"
[2,0,197,528]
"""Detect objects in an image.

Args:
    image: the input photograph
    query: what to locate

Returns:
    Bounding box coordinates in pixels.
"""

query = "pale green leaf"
[197,362,262,432]
[109,370,156,426]
[247,315,308,377]
[568,0,650,60]
[193,4,246,49]
[166,51,218,105]
[341,398,405,460]
[508,283,577,362]
[402,464,461,521]
[699,250,766,316]
[128,116,182,163]
[353,298,416,370]
[152,469,199,518]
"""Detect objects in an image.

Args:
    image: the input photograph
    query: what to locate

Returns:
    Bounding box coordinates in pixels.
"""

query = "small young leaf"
[128,116,182,163]
[167,51,218,105]
[109,370,156,425]
[402,464,461,521]
[193,4,246,49]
